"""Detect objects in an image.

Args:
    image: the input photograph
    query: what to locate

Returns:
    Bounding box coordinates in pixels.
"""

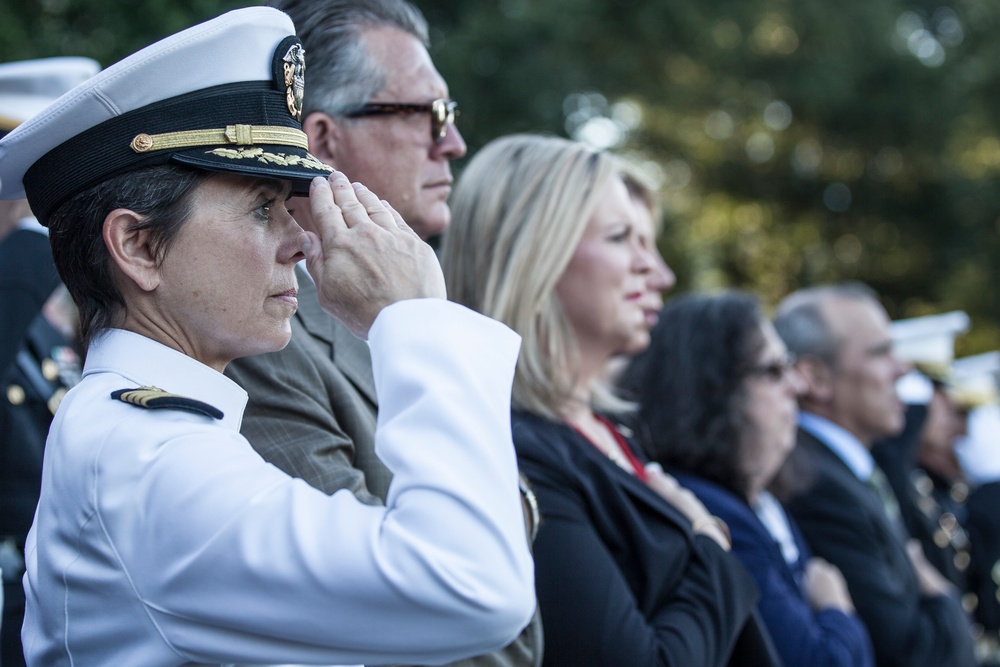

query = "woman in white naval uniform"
[0,7,533,667]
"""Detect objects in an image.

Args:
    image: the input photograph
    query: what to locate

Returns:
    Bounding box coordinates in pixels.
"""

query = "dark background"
[3,0,998,353]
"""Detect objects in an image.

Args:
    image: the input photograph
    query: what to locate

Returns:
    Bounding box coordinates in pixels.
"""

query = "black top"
[787,428,976,667]
[0,228,60,378]
[512,410,779,666]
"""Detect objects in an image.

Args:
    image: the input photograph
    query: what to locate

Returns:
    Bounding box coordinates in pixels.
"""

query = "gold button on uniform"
[935,529,950,548]
[42,358,59,381]
[6,384,25,405]
[48,387,67,415]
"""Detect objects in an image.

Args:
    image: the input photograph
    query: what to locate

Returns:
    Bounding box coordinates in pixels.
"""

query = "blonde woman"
[441,134,780,666]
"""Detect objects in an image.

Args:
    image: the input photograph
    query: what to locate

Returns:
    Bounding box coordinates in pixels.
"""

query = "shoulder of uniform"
[110,386,223,420]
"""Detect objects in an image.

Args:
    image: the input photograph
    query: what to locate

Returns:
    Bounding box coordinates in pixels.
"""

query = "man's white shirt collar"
[798,411,874,481]
[16,215,47,235]
[296,258,313,283]
[753,490,800,566]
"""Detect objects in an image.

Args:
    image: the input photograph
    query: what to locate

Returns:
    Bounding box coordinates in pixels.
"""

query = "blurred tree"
[0,0,243,68]
[0,0,997,352]
[424,0,1000,353]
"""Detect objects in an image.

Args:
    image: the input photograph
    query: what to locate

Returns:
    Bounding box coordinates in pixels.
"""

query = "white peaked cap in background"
[890,311,970,377]
[950,351,1000,410]
[0,57,101,132]
[956,403,1000,485]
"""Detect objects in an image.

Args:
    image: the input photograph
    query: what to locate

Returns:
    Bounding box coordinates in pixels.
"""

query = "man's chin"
[882,415,907,439]
[410,211,450,242]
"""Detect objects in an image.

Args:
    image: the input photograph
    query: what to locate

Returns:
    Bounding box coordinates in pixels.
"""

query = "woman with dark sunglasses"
[620,290,875,667]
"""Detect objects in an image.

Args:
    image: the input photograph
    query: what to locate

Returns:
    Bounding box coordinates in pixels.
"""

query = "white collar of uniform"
[84,329,249,432]
[798,411,874,481]
[15,215,46,234]
[753,490,801,566]
[296,257,312,283]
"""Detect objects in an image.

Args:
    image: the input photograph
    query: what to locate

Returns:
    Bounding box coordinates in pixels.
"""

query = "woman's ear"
[103,209,160,292]
[301,110,340,166]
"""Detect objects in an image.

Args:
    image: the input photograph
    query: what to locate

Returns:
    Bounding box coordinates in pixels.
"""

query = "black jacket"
[513,410,780,667]
[786,429,976,667]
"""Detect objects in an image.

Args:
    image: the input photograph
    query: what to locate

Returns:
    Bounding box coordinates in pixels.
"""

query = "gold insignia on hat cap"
[281,41,306,121]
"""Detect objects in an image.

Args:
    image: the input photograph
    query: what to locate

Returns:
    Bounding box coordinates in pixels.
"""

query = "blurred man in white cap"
[0,56,98,667]
[879,318,1000,664]
[774,283,976,667]
[951,352,1000,662]
[0,7,533,666]
[871,311,972,593]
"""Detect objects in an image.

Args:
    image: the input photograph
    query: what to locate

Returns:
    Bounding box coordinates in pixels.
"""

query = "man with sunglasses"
[225,1,541,665]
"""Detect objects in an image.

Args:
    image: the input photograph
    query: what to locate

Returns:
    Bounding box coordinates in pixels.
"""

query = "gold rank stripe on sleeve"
[111,386,223,420]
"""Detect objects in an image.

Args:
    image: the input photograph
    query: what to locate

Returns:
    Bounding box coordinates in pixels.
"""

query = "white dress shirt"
[798,411,875,482]
[753,490,800,567]
[22,299,533,667]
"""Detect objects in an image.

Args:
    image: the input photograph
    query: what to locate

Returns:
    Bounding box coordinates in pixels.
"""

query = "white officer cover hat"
[0,57,100,133]
[956,401,1000,484]
[890,310,970,382]
[950,351,1000,410]
[0,7,332,225]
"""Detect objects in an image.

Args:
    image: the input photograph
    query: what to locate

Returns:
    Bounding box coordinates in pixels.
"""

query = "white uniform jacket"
[22,299,534,667]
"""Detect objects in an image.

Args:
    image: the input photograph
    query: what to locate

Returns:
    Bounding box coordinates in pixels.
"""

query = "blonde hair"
[441,134,630,419]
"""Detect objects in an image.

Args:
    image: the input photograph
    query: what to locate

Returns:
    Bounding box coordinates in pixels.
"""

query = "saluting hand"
[303,171,447,339]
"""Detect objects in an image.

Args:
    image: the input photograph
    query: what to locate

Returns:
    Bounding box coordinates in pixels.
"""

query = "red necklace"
[573,415,648,482]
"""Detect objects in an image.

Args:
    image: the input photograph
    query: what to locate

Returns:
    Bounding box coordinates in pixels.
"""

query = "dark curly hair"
[618,291,767,499]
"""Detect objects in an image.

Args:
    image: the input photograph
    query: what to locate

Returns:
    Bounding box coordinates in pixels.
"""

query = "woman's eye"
[255,199,276,221]
[609,227,631,242]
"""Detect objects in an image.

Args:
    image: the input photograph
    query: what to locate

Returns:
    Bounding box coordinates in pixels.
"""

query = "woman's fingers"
[309,171,417,236]
[308,174,348,236]
[302,172,445,339]
[339,180,396,230]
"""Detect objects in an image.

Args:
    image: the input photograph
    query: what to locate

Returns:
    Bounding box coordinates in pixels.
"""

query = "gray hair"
[773,281,879,369]
[270,0,429,117]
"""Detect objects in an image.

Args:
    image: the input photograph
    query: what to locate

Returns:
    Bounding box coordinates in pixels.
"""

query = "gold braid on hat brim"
[130,124,308,153]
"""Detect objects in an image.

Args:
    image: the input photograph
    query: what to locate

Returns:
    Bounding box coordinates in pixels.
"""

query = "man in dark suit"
[774,282,977,667]
[223,1,541,665]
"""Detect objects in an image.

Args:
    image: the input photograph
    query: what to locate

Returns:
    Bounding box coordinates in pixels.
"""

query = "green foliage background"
[3,0,998,353]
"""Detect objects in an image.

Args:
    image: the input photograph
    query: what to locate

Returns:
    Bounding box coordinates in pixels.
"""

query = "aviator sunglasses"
[345,98,459,144]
